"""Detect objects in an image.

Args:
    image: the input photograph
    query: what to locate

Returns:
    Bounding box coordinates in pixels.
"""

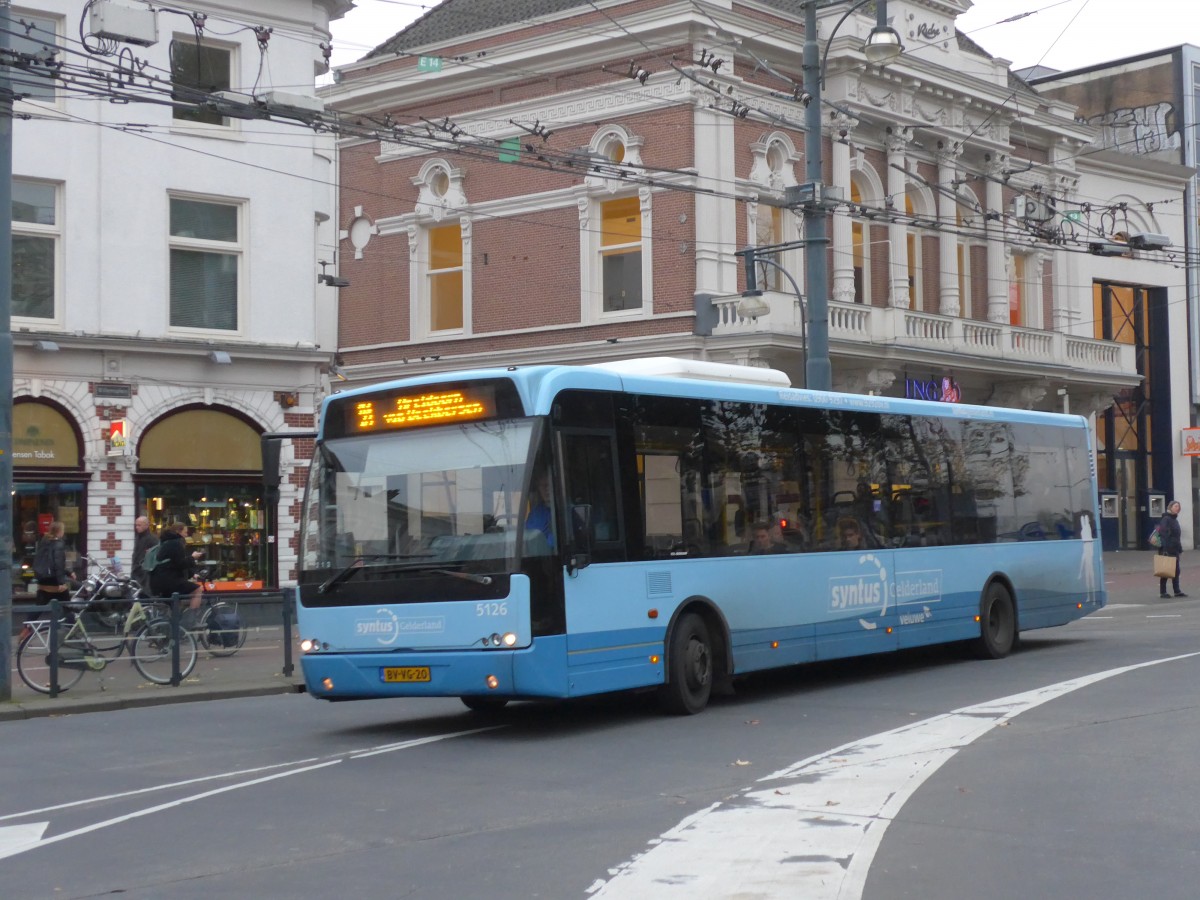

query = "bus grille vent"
[646,572,672,596]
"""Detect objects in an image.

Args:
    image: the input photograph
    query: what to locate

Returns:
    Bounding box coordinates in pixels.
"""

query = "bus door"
[555,429,653,695]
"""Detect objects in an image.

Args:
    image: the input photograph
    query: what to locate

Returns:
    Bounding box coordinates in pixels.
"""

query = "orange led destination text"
[355,391,486,430]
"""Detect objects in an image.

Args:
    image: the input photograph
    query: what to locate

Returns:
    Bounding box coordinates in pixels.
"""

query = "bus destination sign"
[352,389,489,432]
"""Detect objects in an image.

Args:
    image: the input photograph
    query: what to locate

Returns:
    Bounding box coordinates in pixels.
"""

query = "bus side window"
[561,433,620,546]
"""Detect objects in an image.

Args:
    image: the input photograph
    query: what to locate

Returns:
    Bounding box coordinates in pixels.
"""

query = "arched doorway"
[136,406,270,589]
[11,398,86,596]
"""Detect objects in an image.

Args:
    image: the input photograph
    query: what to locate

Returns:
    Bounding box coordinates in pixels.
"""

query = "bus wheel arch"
[971,576,1019,660]
[658,598,731,715]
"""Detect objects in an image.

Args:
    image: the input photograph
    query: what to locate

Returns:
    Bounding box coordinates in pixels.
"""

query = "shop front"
[136,407,271,590]
[10,399,86,597]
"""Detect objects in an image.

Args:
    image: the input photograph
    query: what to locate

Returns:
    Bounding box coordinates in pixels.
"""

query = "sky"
[327,0,1200,75]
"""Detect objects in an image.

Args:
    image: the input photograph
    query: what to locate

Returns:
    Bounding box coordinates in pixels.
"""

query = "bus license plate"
[381,666,431,683]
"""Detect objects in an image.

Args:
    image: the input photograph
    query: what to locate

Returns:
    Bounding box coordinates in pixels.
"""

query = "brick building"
[324,0,1192,549]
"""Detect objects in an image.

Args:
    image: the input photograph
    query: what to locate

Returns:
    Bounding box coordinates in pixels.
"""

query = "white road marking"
[589,652,1200,898]
[0,727,496,861]
[0,823,47,857]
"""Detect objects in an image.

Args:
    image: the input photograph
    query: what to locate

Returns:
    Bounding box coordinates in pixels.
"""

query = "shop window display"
[140,483,265,590]
[10,482,84,597]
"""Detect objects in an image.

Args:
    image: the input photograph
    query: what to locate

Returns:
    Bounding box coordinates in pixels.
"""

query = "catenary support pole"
[802,1,832,392]
[0,0,16,701]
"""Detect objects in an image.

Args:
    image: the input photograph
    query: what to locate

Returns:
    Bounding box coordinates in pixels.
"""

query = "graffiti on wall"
[1085,102,1180,155]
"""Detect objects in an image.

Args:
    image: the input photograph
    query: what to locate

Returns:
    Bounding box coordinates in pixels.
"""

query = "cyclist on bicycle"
[150,521,204,625]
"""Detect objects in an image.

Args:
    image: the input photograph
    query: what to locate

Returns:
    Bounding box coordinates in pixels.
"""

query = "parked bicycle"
[16,596,198,694]
[69,555,150,650]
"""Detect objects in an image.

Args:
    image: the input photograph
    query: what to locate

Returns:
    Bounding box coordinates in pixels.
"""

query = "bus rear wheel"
[659,612,713,715]
[972,582,1017,659]
[461,696,509,713]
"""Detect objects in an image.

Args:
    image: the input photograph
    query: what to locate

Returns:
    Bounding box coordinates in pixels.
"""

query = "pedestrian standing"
[32,521,72,605]
[1157,500,1186,599]
[131,515,159,591]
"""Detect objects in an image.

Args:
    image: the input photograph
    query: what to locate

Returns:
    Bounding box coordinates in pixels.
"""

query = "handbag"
[1153,554,1176,579]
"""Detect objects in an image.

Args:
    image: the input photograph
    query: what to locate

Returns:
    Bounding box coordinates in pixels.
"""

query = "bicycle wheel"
[78,606,126,653]
[131,619,198,685]
[16,624,87,694]
[199,601,247,657]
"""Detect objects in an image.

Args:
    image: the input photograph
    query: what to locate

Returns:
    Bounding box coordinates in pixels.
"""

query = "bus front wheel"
[972,582,1017,659]
[659,612,713,715]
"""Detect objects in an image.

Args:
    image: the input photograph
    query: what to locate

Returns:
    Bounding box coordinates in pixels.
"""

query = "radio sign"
[353,390,489,432]
[1181,428,1200,457]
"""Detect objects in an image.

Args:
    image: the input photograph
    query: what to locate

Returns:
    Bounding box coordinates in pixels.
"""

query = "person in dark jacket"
[149,521,203,618]
[33,520,73,605]
[1157,500,1186,599]
[131,516,159,592]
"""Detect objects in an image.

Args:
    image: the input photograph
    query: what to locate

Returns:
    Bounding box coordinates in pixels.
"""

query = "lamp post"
[799,0,902,391]
[739,254,808,389]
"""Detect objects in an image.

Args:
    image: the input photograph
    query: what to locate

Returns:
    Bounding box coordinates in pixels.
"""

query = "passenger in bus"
[524,470,555,551]
[749,521,788,555]
[836,516,868,551]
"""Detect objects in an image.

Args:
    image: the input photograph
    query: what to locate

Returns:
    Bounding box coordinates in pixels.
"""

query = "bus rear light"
[321,678,334,691]
[486,674,499,689]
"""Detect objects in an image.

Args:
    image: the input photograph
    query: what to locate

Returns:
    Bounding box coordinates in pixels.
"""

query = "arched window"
[410,160,471,337]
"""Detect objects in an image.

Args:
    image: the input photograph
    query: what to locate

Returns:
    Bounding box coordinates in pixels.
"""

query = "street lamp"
[739,253,808,389]
[801,0,903,391]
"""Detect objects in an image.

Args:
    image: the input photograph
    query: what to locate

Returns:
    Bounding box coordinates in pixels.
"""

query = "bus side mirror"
[568,504,593,571]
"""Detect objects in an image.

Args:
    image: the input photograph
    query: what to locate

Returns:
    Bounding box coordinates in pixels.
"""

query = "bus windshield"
[301,418,547,576]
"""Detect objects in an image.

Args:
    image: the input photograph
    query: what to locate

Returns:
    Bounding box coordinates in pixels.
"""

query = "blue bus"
[296,357,1104,714]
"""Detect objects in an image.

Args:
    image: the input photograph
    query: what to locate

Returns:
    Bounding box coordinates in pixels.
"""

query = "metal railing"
[11,590,296,699]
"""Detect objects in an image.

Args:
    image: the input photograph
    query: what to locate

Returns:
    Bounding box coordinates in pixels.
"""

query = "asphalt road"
[2,563,1198,899]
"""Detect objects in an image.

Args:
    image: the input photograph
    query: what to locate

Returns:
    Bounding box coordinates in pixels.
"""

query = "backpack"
[142,543,166,574]
[32,539,55,580]
[1149,525,1164,549]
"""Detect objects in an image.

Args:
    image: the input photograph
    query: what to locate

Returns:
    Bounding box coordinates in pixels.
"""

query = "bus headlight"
[301,637,320,653]
[502,632,517,646]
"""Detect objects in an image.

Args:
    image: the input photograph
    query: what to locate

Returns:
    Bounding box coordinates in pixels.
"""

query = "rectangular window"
[906,231,919,308]
[12,179,58,320]
[170,39,232,126]
[428,224,464,331]
[1010,254,1037,327]
[755,206,784,291]
[11,11,59,102]
[601,197,642,312]
[169,196,241,331]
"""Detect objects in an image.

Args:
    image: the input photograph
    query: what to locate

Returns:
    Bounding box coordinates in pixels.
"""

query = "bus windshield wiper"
[428,569,493,585]
[318,556,492,592]
[318,558,364,594]
[317,554,431,593]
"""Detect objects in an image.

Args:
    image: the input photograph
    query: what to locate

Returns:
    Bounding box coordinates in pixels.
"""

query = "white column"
[831,117,855,304]
[937,149,960,316]
[887,131,910,308]
[985,157,1009,323]
[1052,175,1079,332]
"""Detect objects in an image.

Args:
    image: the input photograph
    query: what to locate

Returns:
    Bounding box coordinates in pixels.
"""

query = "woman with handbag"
[1157,500,1186,599]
